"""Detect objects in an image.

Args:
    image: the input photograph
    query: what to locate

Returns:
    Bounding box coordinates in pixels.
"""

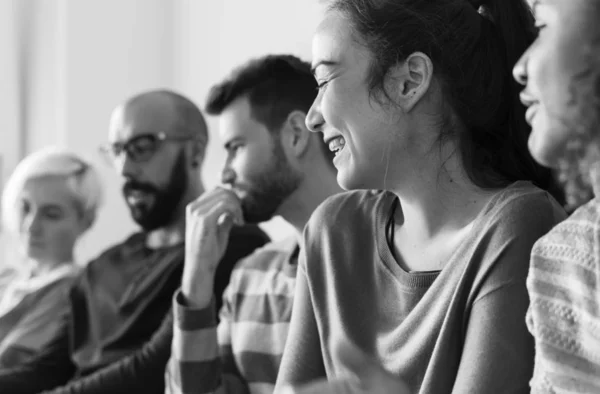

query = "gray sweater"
[275,182,565,394]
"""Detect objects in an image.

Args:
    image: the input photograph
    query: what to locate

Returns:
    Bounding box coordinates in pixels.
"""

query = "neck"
[278,166,342,243]
[390,150,498,239]
[145,182,205,249]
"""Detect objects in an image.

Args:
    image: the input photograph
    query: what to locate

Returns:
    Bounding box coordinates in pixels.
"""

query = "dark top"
[0,225,269,394]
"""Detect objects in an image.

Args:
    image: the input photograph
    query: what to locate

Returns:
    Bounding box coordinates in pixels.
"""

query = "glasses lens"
[127,134,158,162]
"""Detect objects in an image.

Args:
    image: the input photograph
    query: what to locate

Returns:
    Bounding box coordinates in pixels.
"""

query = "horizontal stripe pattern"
[527,200,600,393]
[166,238,298,394]
[231,293,294,323]
[229,322,290,358]
[230,267,296,297]
[235,351,283,384]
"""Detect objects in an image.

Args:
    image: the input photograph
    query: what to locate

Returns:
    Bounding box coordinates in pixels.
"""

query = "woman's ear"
[388,52,434,112]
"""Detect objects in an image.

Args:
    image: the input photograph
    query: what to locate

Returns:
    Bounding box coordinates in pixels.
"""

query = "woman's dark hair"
[329,0,561,200]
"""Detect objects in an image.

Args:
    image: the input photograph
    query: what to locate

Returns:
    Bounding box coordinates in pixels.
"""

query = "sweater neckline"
[375,182,526,288]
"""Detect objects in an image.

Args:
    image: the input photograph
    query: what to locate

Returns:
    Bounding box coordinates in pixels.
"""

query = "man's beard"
[238,140,302,224]
[122,153,188,231]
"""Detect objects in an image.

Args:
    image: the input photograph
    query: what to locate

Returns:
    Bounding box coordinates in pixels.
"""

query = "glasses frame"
[99,131,199,164]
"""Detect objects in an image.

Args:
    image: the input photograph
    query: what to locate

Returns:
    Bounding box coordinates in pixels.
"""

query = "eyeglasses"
[99,131,199,164]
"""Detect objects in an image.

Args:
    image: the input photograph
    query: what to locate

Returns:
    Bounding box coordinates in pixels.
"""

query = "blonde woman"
[0,147,103,367]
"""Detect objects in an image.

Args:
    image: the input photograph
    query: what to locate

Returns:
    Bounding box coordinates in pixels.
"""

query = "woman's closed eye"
[317,79,330,91]
[43,207,64,221]
[226,142,243,155]
[534,22,547,35]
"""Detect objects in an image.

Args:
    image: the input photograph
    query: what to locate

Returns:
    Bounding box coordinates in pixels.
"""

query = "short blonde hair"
[1,147,104,234]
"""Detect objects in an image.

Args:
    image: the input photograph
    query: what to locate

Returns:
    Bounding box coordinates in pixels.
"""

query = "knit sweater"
[527,197,600,393]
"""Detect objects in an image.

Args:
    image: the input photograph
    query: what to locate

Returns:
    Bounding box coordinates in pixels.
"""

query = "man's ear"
[388,51,434,112]
[189,140,204,168]
[282,110,311,158]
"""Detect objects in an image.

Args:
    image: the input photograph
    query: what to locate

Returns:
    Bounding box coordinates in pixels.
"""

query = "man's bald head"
[110,89,208,158]
[107,89,207,231]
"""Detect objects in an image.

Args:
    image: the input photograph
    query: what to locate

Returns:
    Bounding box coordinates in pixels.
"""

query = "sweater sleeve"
[274,261,326,392]
[451,282,534,393]
[450,194,563,394]
[165,288,249,394]
[0,314,75,393]
[41,309,174,394]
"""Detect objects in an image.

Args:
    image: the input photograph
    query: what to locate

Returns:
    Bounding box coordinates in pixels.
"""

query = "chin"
[24,248,45,261]
[336,168,373,191]
[528,128,567,169]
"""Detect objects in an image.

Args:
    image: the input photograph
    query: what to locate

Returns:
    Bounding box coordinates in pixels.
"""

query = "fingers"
[187,187,244,227]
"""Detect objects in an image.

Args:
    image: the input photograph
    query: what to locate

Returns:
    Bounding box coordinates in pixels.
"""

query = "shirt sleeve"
[450,196,561,394]
[0,313,75,393]
[40,309,174,394]
[274,260,326,392]
[165,287,250,394]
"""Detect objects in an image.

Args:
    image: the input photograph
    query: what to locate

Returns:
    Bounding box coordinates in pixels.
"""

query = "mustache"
[123,180,158,194]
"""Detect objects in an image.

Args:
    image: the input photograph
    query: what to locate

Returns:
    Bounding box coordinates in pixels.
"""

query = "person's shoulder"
[83,232,146,270]
[533,198,600,267]
[528,200,600,343]
[308,190,388,229]
[485,182,567,235]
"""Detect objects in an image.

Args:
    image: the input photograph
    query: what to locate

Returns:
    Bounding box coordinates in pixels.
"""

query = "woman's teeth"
[329,136,346,155]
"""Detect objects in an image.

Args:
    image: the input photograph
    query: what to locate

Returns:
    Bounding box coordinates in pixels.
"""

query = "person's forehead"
[21,176,76,206]
[218,96,266,140]
[108,97,178,142]
[312,12,355,69]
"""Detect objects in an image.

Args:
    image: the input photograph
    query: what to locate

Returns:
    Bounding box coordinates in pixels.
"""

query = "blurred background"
[0,0,323,264]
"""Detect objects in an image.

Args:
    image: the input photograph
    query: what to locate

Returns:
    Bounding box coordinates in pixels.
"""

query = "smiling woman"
[0,147,103,367]
[274,0,567,393]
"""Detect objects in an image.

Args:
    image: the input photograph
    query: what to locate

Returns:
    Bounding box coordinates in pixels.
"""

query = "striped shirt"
[166,237,298,394]
[527,197,600,393]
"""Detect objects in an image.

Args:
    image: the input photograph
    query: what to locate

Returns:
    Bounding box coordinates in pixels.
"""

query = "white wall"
[174,0,324,239]
[15,0,179,263]
[3,0,324,264]
[0,0,24,266]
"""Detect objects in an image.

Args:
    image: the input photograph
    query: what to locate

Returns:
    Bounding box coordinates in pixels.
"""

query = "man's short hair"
[205,55,334,163]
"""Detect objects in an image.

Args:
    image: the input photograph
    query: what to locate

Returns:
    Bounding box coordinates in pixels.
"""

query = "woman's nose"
[306,98,325,133]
